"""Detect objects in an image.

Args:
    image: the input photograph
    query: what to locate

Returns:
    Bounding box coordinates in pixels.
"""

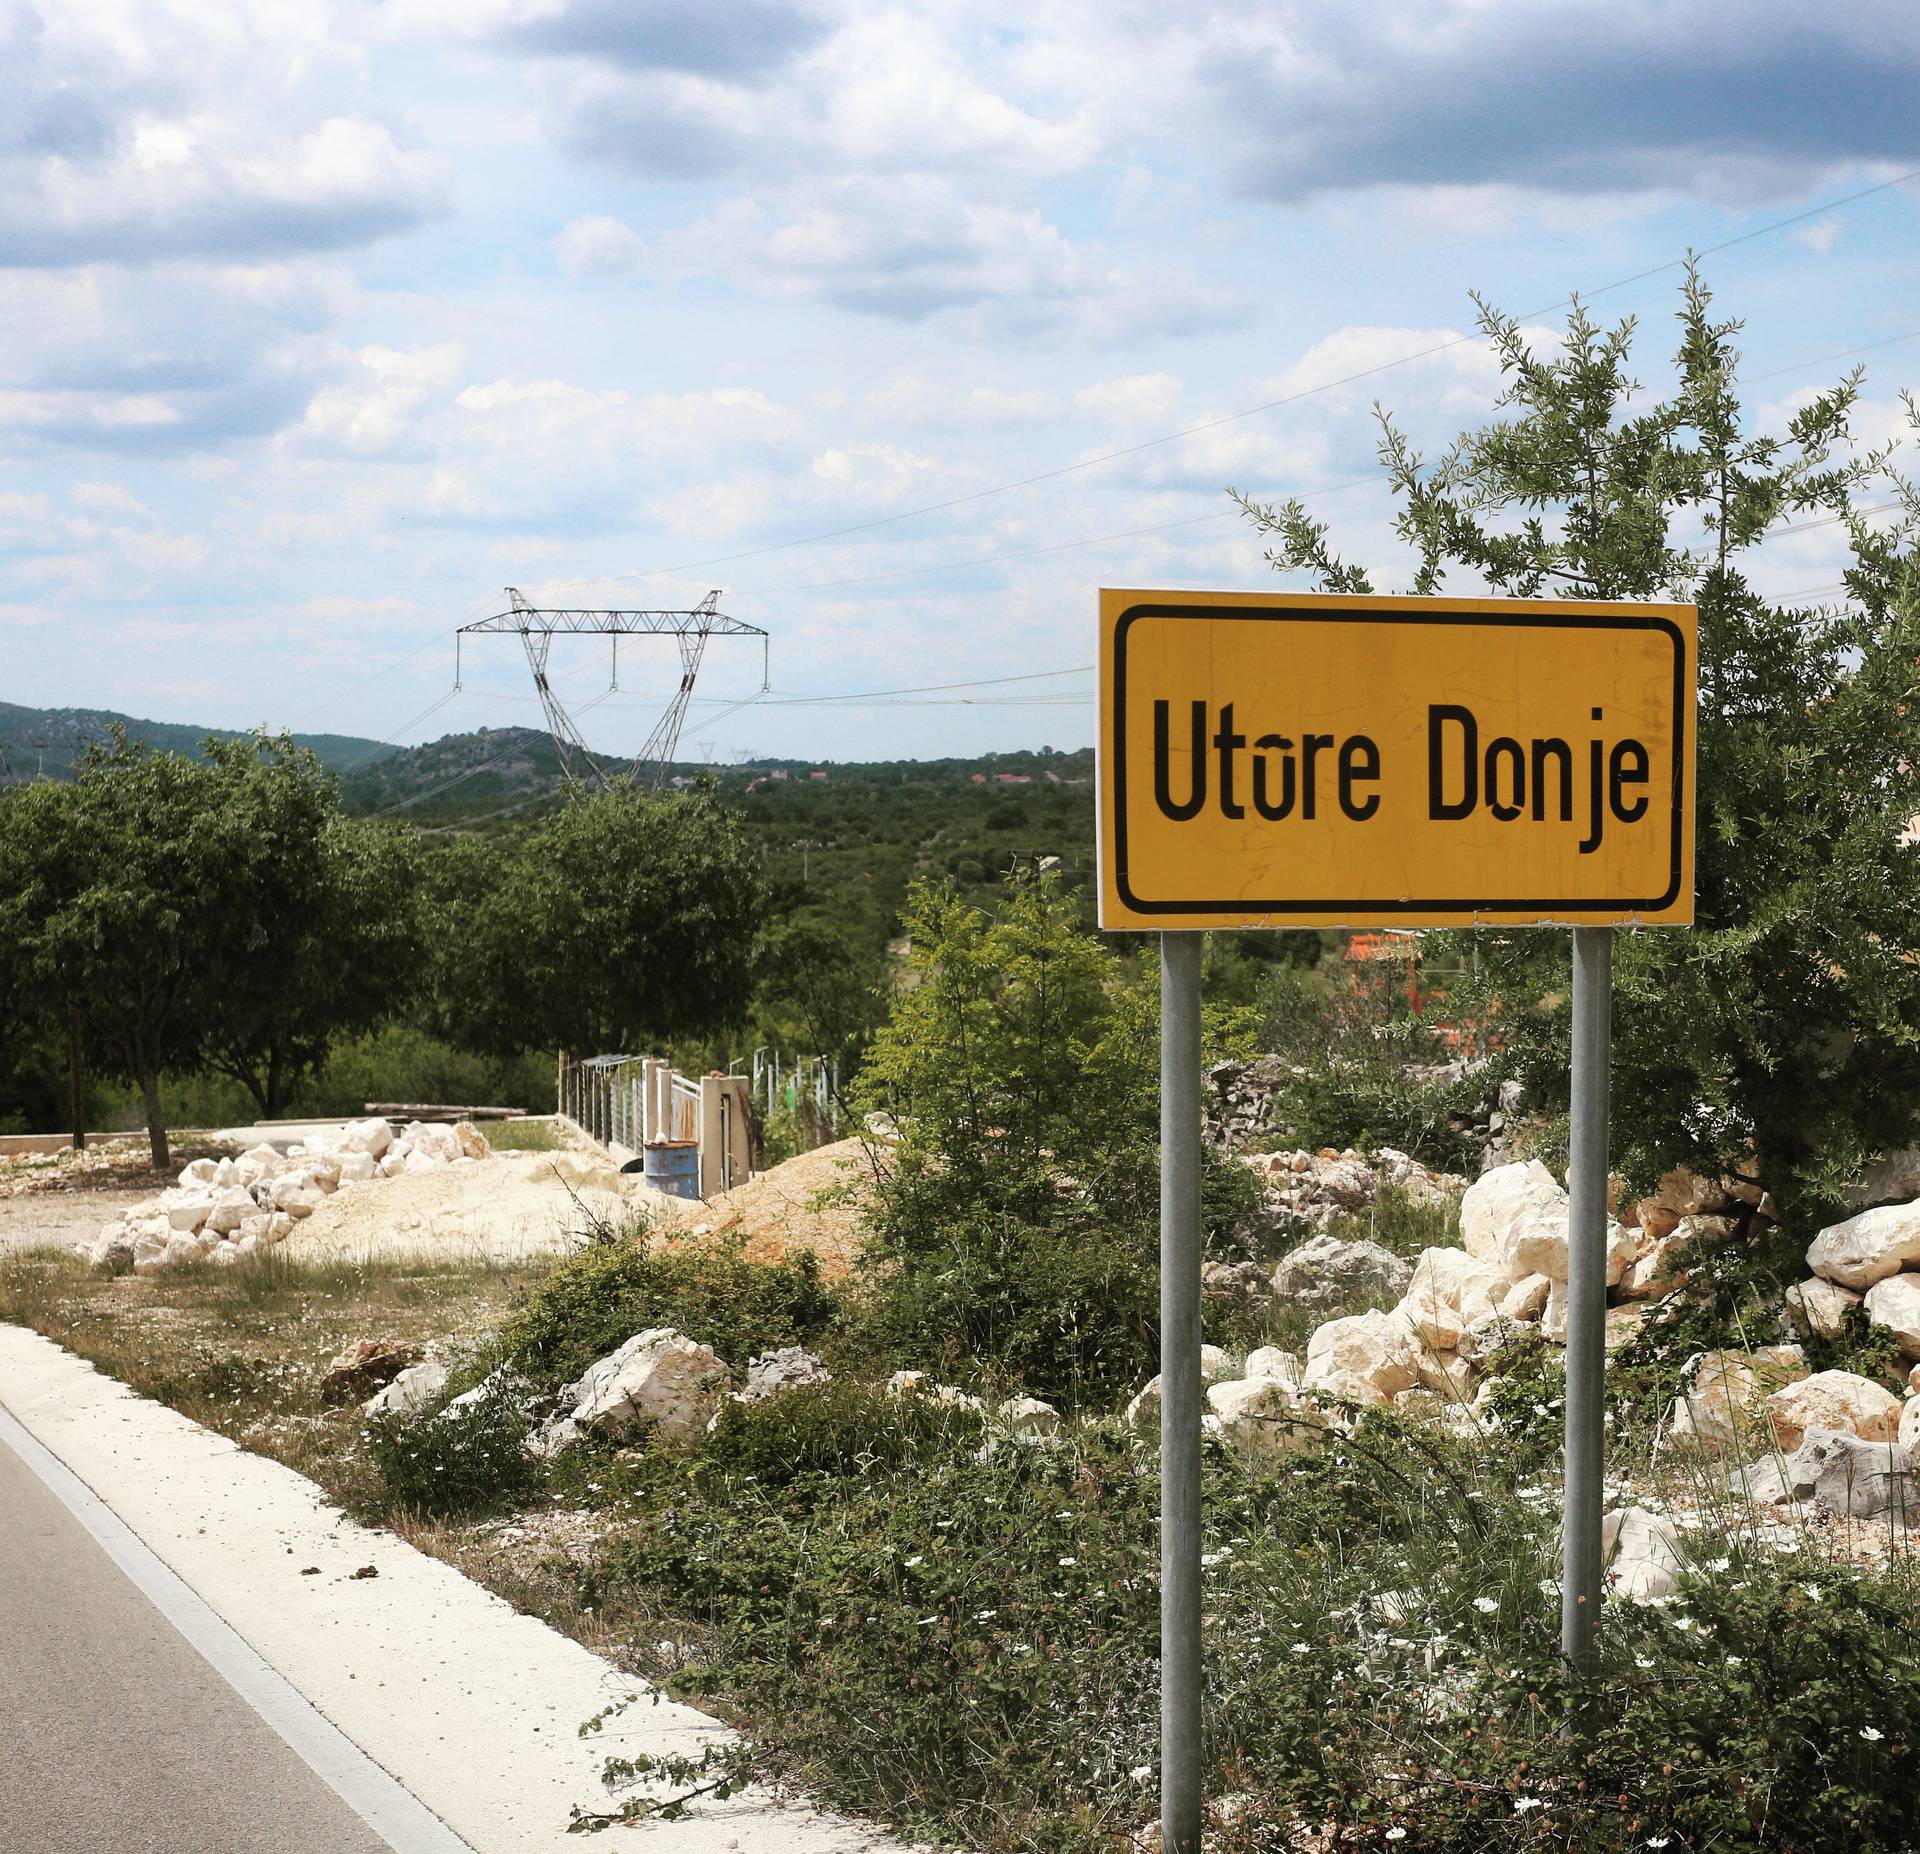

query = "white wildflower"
[1472,1596,1499,1614]
[1861,1725,1885,1742]
[1514,1796,1543,1814]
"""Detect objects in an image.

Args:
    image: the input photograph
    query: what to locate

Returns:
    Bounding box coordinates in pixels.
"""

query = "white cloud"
[296,343,467,455]
[553,214,650,276]
[0,4,447,267]
[1076,373,1183,422]
[0,259,356,451]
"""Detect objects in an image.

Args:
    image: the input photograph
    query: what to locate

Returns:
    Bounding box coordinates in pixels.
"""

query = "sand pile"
[286,1146,678,1265]
[662,1137,877,1278]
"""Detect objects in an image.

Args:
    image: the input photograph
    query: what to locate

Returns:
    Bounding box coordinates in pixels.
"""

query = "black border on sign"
[1110,604,1689,915]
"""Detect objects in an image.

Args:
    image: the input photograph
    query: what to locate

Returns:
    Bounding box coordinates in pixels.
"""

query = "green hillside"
[0,701,395,783]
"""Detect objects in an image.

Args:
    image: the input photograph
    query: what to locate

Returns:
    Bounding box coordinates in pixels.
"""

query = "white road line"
[0,1400,478,1854]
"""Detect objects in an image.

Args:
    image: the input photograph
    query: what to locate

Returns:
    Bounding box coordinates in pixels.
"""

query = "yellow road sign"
[1097,589,1696,929]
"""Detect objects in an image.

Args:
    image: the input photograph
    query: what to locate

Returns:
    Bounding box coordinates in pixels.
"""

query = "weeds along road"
[0,1423,415,1854]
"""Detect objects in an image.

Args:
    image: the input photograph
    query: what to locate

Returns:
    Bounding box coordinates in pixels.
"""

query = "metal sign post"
[1159,932,1204,1854]
[1560,925,1614,1667]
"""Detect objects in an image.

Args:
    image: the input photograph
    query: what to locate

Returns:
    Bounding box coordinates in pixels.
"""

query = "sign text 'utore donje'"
[1096,590,1697,930]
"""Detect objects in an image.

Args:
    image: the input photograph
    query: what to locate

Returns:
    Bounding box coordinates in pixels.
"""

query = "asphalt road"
[0,1427,397,1854]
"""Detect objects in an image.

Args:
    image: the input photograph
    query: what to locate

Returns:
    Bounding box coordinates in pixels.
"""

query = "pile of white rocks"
[83,1116,492,1272]
[370,1329,1072,1458]
[1238,1144,1469,1241]
[1119,1159,1764,1457]
[1796,1195,1920,1355]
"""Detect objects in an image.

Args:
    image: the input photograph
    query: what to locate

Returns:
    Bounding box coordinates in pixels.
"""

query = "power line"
[535,167,1920,595]
[1748,328,1920,383]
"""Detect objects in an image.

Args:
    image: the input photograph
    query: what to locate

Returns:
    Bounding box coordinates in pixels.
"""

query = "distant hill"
[0,702,396,783]
[0,702,1096,832]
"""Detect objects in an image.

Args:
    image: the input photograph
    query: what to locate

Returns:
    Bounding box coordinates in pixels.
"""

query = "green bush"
[1256,965,1485,1172]
[855,876,1258,1405]
[1214,1551,1920,1853]
[700,1379,983,1487]
[361,1376,543,1520]
[498,1228,843,1391]
[577,1424,1162,1848]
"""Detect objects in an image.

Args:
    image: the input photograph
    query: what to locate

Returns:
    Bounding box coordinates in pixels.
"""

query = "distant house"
[772,768,789,781]
[994,773,1031,785]
[969,773,987,784]
[810,770,828,781]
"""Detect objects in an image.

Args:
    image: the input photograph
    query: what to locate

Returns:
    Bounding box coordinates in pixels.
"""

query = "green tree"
[0,730,421,1164]
[460,783,763,1057]
[0,784,92,1144]
[9,734,230,1166]
[193,737,425,1118]
[854,874,1255,1400]
[1233,270,1920,1222]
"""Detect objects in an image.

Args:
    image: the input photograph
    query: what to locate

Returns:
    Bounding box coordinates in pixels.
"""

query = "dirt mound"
[284,1151,673,1265]
[663,1138,877,1278]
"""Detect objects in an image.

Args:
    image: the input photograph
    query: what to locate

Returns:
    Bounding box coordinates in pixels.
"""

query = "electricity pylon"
[458,588,768,797]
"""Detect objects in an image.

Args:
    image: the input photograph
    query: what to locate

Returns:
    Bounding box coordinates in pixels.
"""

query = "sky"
[3,0,1919,768]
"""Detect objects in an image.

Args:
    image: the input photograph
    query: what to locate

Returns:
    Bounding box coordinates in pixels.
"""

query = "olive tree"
[457,782,764,1058]
[1234,269,1920,1224]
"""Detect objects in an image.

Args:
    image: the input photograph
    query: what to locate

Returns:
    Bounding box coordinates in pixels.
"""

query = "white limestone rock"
[268,1173,324,1219]
[1459,1160,1633,1288]
[1206,1377,1316,1459]
[742,1347,830,1400]
[996,1396,1061,1440]
[1749,1428,1919,1518]
[1241,1346,1303,1391]
[363,1357,452,1419]
[342,1117,394,1158]
[1901,1397,1920,1455]
[540,1328,729,1454]
[160,1189,214,1233]
[178,1158,220,1187]
[1785,1277,1862,1342]
[336,1151,377,1184]
[1272,1234,1411,1311]
[1500,1272,1552,1321]
[1602,1504,1685,1602]
[203,1188,256,1235]
[405,1121,463,1163]
[1766,1369,1903,1452]
[1806,1200,1920,1290]
[1666,1345,1808,1453]
[1396,1246,1507,1351]
[1864,1274,1920,1359]
[1303,1309,1422,1405]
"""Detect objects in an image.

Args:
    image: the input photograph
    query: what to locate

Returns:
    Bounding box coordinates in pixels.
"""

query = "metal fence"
[557,1053,698,1152]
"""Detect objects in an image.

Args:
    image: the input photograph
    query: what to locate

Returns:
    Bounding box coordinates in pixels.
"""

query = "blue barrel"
[642,1141,701,1200]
